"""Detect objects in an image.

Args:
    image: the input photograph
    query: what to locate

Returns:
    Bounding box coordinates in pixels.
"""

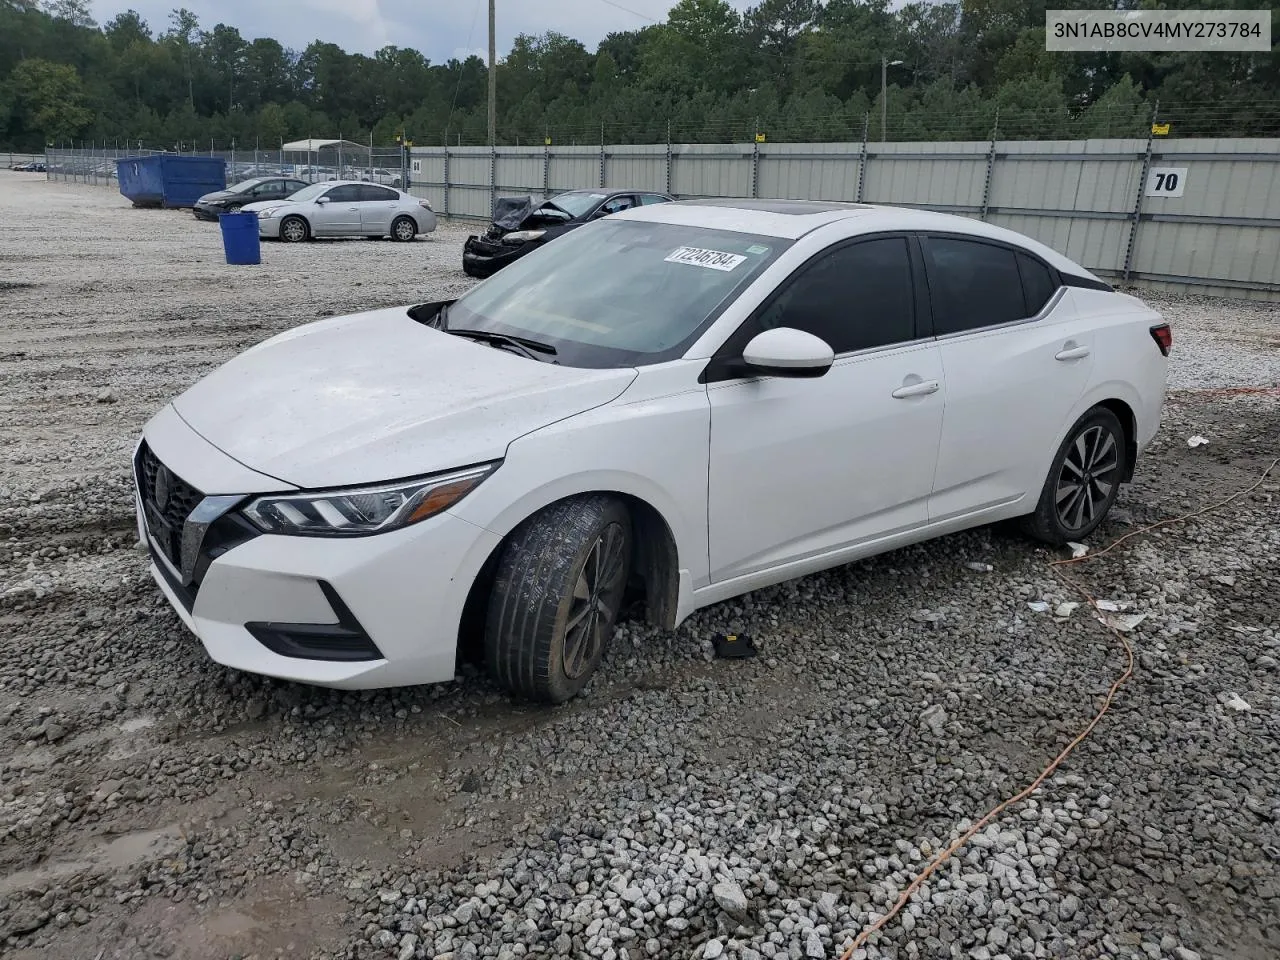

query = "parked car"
[463,188,674,278]
[193,176,310,220]
[132,199,1169,702]
[241,180,436,241]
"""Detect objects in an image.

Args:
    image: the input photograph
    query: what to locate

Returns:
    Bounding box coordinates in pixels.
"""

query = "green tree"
[10,56,92,139]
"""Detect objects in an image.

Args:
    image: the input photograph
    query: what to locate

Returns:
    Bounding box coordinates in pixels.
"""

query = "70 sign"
[1145,166,1187,198]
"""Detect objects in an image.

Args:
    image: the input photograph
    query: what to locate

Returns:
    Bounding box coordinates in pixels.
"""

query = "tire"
[391,216,417,242]
[226,204,242,213]
[280,215,309,243]
[485,496,632,703]
[1022,406,1127,545]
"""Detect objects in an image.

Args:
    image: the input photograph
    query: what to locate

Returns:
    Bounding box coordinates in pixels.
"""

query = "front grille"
[135,441,204,570]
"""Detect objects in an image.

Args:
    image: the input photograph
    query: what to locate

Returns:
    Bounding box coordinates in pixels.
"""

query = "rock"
[454,901,476,924]
[398,934,418,960]
[1224,693,1251,712]
[920,703,947,737]
[815,891,838,922]
[703,940,724,959]
[1058,895,1081,921]
[805,932,825,958]
[41,721,67,742]
[1174,949,1201,960]
[95,388,116,404]
[713,881,749,919]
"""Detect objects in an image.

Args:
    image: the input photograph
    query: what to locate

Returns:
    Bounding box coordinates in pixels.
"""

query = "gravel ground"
[1,173,1278,960]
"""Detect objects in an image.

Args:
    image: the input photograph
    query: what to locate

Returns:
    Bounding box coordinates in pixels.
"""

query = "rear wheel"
[485,496,632,703]
[391,216,416,242]
[280,215,309,243]
[1022,406,1127,545]
[226,204,242,213]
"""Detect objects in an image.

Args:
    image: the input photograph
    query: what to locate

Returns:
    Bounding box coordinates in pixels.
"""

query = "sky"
[87,0,757,62]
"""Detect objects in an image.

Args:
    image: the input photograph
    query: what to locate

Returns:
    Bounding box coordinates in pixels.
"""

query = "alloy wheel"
[282,219,306,242]
[394,219,415,241]
[561,523,627,680]
[1055,424,1120,532]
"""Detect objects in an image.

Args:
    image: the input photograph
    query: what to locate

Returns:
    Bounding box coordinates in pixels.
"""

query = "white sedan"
[242,180,436,242]
[133,200,1170,701]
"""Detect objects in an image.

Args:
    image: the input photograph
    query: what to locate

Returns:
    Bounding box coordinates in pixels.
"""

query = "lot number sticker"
[411,159,422,173]
[665,246,746,271]
[1145,166,1187,198]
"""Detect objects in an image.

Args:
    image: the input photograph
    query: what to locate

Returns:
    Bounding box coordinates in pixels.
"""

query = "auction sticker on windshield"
[664,246,747,271]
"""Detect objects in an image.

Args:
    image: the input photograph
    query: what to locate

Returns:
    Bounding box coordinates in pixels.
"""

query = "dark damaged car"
[462,188,673,278]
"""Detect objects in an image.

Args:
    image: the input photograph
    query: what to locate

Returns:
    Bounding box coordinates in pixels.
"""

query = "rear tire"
[391,216,416,242]
[485,496,632,703]
[1022,406,1127,545]
[280,215,309,243]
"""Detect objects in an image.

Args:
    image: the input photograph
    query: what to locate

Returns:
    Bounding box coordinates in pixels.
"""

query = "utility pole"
[487,0,497,147]
[881,57,903,142]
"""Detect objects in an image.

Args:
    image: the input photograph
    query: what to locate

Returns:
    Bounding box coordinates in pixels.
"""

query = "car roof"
[619,198,1094,277]
[552,188,669,198]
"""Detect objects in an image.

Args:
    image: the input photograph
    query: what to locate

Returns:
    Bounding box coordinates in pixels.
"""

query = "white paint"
[139,202,1169,690]
[1145,166,1187,198]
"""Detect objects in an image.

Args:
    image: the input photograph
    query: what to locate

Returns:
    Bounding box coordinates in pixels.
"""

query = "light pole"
[488,0,497,147]
[881,57,903,142]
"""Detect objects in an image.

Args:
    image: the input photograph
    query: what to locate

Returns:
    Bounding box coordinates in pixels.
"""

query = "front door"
[920,236,1095,521]
[312,184,362,235]
[706,235,944,582]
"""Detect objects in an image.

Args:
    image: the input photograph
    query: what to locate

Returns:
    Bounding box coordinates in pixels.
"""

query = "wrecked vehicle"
[462,188,674,278]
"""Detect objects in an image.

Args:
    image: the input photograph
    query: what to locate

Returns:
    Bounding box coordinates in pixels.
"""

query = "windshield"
[446,219,790,368]
[285,183,332,202]
[227,177,266,194]
[547,191,606,218]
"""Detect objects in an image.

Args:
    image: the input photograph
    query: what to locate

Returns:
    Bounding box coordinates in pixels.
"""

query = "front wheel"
[391,216,416,242]
[280,215,309,243]
[1022,406,1127,545]
[485,496,632,703]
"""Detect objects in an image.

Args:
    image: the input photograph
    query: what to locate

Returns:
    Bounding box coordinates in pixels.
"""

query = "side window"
[325,185,361,203]
[600,195,636,215]
[287,180,308,194]
[253,181,280,196]
[924,237,1026,334]
[757,237,915,354]
[640,194,670,205]
[1016,252,1058,315]
[359,185,399,202]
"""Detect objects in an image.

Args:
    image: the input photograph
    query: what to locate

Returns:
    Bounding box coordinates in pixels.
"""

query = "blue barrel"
[218,211,261,265]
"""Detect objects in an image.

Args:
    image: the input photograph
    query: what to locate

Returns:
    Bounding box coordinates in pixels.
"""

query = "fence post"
[490,143,497,216]
[856,114,869,203]
[443,144,451,218]
[750,118,760,199]
[665,120,673,196]
[980,108,1000,221]
[599,122,606,189]
[1122,101,1158,284]
[543,137,550,197]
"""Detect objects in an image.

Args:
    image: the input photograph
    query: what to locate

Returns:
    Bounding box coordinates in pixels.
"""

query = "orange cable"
[838,455,1280,959]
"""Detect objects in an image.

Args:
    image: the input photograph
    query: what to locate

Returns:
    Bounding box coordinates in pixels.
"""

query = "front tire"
[391,216,416,242]
[1022,406,1127,545]
[485,496,632,703]
[280,215,309,243]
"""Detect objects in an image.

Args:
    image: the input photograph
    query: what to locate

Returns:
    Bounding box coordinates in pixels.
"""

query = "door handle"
[1055,345,1091,361]
[891,380,940,399]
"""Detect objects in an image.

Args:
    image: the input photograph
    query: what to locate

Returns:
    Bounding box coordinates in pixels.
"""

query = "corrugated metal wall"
[410,137,1280,300]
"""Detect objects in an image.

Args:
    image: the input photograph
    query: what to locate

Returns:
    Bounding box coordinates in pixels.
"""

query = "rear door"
[358,184,400,234]
[313,184,362,235]
[922,235,1093,521]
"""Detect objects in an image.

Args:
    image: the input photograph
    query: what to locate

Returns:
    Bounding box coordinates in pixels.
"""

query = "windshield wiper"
[447,327,558,362]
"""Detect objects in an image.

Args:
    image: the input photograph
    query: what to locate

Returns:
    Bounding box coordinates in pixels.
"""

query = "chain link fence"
[43,143,408,189]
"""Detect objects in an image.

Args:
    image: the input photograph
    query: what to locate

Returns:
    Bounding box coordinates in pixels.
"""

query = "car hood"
[197,189,242,203]
[238,199,292,214]
[170,306,637,489]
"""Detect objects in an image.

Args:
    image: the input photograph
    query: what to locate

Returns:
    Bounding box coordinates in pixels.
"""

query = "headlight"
[502,229,545,244]
[240,464,497,537]
[257,207,281,219]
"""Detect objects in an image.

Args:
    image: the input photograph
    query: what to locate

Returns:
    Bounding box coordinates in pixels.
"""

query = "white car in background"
[133,200,1170,702]
[242,180,436,242]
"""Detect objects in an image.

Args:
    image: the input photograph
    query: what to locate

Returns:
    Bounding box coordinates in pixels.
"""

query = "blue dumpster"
[115,154,226,209]
[218,211,261,265]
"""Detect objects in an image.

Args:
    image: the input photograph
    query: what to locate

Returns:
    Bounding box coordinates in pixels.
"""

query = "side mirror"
[741,327,834,378]
[315,195,330,204]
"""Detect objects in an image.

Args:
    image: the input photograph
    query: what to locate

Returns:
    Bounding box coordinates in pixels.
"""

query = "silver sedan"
[241,180,437,242]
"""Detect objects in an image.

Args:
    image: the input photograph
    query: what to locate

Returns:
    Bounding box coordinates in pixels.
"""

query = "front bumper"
[256,216,283,239]
[462,235,538,277]
[193,203,226,221]
[134,421,502,689]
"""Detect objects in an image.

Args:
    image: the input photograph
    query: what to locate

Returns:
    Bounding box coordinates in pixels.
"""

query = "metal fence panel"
[495,149,544,195]
[548,147,600,193]
[757,143,863,202]
[672,144,752,199]
[863,142,989,210]
[606,145,667,193]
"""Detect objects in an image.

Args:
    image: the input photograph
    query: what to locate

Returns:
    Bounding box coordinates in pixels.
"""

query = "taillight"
[1150,323,1172,356]
[418,199,432,211]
